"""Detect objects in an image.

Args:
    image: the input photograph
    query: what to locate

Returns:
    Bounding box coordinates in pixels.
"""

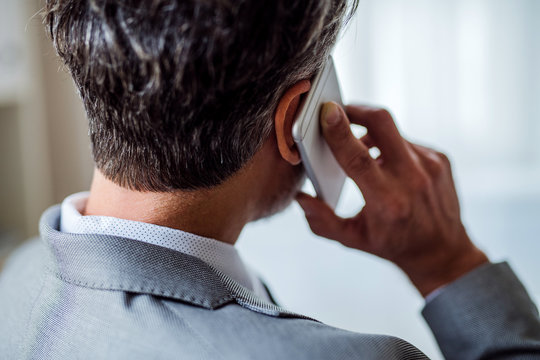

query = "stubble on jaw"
[253,165,306,222]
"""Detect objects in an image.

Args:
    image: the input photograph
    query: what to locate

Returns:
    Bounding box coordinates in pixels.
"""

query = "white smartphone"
[292,56,346,210]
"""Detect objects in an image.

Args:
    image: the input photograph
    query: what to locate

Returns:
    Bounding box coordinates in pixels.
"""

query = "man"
[0,0,539,358]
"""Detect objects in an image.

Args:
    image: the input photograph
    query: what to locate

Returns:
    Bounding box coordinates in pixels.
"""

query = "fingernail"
[322,102,341,126]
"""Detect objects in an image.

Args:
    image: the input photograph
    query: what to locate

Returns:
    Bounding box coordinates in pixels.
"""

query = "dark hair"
[44,0,357,191]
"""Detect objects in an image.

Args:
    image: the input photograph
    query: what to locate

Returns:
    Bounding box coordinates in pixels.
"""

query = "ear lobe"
[274,80,311,165]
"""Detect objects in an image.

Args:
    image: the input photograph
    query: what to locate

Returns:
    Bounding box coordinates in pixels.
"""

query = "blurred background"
[1,0,538,359]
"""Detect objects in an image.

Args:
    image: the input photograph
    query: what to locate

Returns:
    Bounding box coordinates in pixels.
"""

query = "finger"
[411,142,450,165]
[296,192,363,248]
[359,133,375,148]
[406,143,460,206]
[407,141,448,178]
[320,102,384,190]
[359,134,386,166]
[345,105,411,165]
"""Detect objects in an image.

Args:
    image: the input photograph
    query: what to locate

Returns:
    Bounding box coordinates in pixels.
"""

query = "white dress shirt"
[60,192,270,301]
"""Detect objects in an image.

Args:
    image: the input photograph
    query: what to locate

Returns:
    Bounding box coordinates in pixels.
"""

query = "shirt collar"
[40,205,314,321]
[60,192,255,291]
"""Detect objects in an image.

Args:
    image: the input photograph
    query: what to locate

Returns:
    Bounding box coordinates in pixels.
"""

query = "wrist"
[402,245,489,297]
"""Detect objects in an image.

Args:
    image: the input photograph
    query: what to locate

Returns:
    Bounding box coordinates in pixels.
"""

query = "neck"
[84,170,256,245]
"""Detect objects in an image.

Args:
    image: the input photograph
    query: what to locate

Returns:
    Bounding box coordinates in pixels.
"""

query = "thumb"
[296,192,359,246]
[320,102,380,188]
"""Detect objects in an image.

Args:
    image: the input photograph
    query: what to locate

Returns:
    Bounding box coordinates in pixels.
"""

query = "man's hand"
[296,102,489,297]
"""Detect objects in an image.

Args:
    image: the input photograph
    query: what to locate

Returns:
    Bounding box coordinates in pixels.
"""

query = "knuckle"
[385,196,411,222]
[411,172,432,191]
[437,152,451,166]
[426,152,450,177]
[418,148,447,177]
[429,159,444,177]
[344,150,372,177]
[374,108,393,122]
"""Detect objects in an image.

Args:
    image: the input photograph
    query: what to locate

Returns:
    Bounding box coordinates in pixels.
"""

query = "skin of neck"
[84,132,305,245]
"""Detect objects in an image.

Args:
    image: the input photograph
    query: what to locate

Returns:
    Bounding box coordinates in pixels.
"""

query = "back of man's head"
[44,0,357,191]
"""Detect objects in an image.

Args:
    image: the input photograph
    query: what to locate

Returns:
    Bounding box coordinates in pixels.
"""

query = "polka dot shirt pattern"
[60,192,269,300]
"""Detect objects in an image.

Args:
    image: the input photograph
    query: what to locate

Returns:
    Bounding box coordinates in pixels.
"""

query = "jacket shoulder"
[157,298,428,360]
[0,238,427,359]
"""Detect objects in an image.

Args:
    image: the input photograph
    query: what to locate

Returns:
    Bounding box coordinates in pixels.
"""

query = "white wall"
[0,0,92,243]
[238,1,540,359]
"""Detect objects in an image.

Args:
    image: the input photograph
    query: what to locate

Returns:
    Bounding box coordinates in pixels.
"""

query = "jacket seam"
[45,266,234,308]
[160,300,227,360]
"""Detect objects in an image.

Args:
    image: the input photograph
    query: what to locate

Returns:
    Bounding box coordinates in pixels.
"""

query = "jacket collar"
[40,205,316,321]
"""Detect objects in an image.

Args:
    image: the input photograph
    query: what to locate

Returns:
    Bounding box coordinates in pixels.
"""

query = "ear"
[274,80,311,165]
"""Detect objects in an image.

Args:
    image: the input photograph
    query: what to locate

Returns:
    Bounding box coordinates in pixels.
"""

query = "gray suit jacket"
[0,205,539,359]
